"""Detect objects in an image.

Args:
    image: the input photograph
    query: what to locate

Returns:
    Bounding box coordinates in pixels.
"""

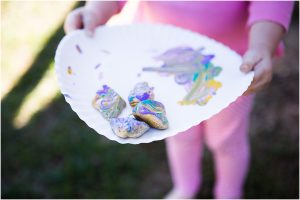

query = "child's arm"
[64,1,119,36]
[240,21,284,95]
[240,1,294,95]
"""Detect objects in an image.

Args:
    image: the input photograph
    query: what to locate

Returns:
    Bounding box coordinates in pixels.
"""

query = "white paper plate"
[55,23,253,144]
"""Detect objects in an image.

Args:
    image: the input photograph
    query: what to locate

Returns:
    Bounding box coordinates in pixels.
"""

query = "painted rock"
[92,85,126,120]
[128,82,154,107]
[133,99,169,130]
[110,117,150,138]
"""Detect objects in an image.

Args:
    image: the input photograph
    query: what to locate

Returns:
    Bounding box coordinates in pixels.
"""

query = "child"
[64,1,294,198]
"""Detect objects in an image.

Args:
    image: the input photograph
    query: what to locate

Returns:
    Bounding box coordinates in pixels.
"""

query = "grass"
[1,2,299,199]
[1,1,75,98]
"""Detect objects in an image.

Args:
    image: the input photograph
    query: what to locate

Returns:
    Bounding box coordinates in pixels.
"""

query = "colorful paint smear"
[143,47,222,106]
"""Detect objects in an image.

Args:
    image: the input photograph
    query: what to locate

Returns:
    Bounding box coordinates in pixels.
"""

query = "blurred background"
[1,1,299,199]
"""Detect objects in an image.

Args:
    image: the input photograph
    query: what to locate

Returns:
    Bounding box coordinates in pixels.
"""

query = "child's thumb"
[64,8,83,34]
[240,50,260,73]
[82,10,97,37]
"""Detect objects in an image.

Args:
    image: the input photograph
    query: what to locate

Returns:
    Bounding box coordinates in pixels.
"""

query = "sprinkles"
[67,66,73,75]
[100,49,110,54]
[94,64,101,69]
[75,44,82,54]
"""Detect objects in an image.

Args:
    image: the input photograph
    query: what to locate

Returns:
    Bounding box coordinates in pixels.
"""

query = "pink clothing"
[116,1,294,198]
[247,1,294,31]
[166,94,254,198]
[119,1,294,55]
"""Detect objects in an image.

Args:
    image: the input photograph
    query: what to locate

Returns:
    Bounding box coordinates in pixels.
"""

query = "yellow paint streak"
[67,66,73,75]
[207,79,222,89]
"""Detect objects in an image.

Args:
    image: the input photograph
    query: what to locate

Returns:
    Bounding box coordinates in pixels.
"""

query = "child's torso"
[134,2,250,54]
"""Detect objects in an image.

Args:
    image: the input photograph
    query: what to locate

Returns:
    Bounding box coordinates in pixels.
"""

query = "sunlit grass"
[1,1,75,99]
[13,63,59,129]
[9,1,137,129]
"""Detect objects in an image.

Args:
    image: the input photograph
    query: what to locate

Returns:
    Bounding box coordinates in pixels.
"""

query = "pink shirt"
[119,1,294,55]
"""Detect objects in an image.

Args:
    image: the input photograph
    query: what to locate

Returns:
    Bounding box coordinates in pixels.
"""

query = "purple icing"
[139,106,152,115]
[136,92,150,101]
[136,106,163,121]
[96,85,110,96]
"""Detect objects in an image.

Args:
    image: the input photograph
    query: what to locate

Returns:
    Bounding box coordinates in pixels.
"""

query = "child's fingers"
[82,9,98,37]
[64,8,83,34]
[240,50,262,73]
[243,67,264,96]
[243,59,272,95]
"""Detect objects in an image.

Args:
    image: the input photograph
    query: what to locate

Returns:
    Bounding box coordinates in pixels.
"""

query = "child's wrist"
[249,43,273,56]
[249,21,285,56]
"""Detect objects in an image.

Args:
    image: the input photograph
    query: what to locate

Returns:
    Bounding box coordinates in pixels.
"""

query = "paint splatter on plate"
[55,23,253,144]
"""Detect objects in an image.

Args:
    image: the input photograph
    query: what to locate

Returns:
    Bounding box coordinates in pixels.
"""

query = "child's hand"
[64,7,101,36]
[64,2,119,37]
[240,21,285,95]
[240,47,272,95]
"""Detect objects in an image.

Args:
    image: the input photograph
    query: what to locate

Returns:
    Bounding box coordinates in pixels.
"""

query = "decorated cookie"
[128,82,155,107]
[133,99,169,130]
[110,117,150,138]
[92,85,126,120]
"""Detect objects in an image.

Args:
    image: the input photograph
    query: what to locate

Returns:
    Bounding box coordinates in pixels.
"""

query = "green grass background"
[1,2,299,199]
